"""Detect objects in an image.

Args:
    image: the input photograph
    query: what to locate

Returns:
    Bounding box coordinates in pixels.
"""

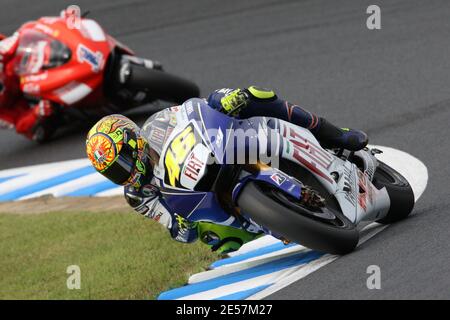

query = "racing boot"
[312,118,368,151]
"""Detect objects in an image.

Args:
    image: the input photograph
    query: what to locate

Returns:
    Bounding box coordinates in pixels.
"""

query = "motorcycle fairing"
[159,189,242,228]
[153,98,392,230]
[152,100,297,230]
[153,99,231,190]
[353,149,391,222]
[14,17,113,106]
[277,120,391,224]
[231,167,303,203]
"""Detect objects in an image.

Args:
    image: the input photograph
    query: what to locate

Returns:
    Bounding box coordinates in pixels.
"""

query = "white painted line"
[0,159,89,178]
[246,254,339,300]
[180,264,305,300]
[19,172,107,200]
[227,235,282,257]
[370,145,428,200]
[95,187,124,197]
[0,160,91,196]
[189,245,309,284]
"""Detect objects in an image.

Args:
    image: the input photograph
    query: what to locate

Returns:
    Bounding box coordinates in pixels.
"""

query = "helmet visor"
[100,130,138,185]
[102,149,135,185]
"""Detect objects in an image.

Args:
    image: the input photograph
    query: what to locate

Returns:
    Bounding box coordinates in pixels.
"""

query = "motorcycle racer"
[0,32,54,140]
[0,14,195,142]
[86,86,368,254]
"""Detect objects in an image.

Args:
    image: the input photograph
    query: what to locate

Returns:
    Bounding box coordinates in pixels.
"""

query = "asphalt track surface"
[0,0,449,299]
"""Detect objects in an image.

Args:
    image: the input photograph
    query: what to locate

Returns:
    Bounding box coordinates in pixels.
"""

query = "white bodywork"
[276,120,391,224]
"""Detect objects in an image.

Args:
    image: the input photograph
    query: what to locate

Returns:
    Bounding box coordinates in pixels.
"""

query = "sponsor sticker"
[150,126,166,145]
[34,23,57,37]
[270,172,287,186]
[152,211,163,222]
[186,101,194,115]
[76,44,103,72]
[22,83,40,94]
[343,165,357,208]
[21,72,48,83]
[358,171,369,211]
[183,152,205,182]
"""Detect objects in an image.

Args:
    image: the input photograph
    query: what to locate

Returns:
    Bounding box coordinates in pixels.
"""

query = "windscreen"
[14,30,71,75]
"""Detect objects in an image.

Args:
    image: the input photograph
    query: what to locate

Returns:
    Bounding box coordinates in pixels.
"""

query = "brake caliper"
[300,186,326,209]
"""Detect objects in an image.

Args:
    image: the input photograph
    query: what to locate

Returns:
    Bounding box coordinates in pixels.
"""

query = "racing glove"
[170,214,199,243]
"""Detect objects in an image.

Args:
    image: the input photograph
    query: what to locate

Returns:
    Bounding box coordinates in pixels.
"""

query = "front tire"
[236,182,359,254]
[373,161,415,224]
[33,115,59,143]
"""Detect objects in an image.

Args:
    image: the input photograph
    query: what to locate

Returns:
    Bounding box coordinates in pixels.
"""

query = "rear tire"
[236,181,359,254]
[127,64,200,104]
[373,161,415,224]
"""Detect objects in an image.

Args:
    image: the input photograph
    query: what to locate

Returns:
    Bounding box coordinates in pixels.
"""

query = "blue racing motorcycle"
[145,98,415,254]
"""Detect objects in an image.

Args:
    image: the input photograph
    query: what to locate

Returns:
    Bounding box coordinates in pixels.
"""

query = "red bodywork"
[13,16,133,109]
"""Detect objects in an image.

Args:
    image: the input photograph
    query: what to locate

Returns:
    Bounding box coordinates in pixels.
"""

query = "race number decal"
[164,124,197,187]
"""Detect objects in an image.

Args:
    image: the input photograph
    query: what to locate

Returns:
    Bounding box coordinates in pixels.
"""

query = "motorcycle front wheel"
[236,181,359,255]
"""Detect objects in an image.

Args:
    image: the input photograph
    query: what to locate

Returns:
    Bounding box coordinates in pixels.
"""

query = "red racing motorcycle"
[0,14,200,141]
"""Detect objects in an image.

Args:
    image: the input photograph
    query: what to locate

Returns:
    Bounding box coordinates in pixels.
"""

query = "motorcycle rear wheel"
[127,64,200,104]
[373,161,415,224]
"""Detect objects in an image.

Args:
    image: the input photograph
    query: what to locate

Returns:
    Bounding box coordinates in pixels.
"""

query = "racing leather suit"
[124,86,368,253]
[0,34,55,140]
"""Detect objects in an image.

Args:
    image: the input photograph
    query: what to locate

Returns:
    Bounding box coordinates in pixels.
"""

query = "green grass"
[0,210,218,299]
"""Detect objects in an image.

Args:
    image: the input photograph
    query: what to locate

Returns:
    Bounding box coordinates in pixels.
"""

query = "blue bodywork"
[157,98,303,231]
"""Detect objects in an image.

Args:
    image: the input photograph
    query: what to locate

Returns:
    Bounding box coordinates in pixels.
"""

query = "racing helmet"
[86,114,151,186]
